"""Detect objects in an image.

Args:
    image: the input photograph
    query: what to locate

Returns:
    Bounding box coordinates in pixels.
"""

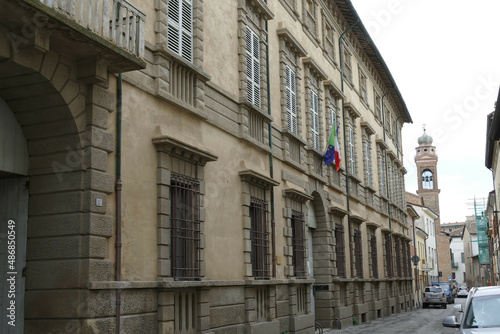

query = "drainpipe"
[338,18,359,277]
[382,88,394,276]
[263,6,276,279]
[115,73,123,334]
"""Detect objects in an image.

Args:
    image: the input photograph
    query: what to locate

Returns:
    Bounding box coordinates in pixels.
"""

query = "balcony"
[451,261,459,268]
[2,0,146,74]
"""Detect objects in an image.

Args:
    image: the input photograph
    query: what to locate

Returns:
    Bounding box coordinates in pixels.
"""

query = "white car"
[457,286,469,298]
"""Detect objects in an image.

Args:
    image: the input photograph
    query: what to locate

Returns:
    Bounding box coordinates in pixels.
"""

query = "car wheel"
[441,304,446,309]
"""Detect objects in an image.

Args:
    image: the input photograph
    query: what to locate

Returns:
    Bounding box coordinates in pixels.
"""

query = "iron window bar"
[250,197,270,279]
[292,210,307,279]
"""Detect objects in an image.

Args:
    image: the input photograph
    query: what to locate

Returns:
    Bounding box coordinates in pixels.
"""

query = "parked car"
[457,286,469,298]
[432,282,455,304]
[443,286,500,332]
[423,286,447,309]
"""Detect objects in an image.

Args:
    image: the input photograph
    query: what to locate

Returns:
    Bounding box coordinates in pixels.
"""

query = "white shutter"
[329,108,336,134]
[246,27,261,106]
[286,66,297,134]
[167,0,193,62]
[310,91,319,150]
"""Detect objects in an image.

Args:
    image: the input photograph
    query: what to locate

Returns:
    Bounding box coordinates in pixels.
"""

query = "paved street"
[323,297,466,334]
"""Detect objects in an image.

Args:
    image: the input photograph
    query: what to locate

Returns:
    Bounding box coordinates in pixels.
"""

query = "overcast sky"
[349,0,499,223]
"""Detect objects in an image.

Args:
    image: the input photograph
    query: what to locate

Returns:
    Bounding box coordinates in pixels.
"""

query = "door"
[0,177,28,333]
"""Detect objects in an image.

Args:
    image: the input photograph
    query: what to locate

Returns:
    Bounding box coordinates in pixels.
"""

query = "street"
[324,297,466,334]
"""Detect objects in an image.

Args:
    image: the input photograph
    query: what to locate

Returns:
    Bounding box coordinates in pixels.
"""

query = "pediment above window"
[239,169,280,189]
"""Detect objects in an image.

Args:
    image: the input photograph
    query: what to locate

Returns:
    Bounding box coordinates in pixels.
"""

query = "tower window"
[422,170,433,189]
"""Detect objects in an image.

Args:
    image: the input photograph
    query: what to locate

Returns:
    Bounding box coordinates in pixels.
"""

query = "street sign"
[411,255,420,266]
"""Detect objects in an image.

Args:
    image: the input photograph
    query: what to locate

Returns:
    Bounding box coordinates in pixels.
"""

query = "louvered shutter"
[167,0,193,62]
[310,91,319,150]
[329,108,336,134]
[246,27,261,106]
[286,66,297,134]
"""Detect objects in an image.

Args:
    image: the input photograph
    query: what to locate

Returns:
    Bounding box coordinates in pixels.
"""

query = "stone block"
[29,191,83,216]
[121,289,158,315]
[209,287,245,306]
[84,147,109,172]
[87,126,114,153]
[85,169,114,194]
[289,313,314,331]
[247,320,280,334]
[210,304,245,328]
[121,313,157,334]
[25,289,88,318]
[51,62,70,91]
[89,84,116,111]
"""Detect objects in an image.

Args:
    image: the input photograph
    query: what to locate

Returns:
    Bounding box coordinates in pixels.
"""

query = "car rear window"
[425,287,442,293]
[433,284,450,291]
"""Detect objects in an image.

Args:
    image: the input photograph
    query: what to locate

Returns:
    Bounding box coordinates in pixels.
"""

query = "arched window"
[422,170,433,189]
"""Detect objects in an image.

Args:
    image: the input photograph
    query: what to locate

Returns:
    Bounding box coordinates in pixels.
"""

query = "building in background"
[486,93,500,285]
[441,222,467,286]
[407,193,439,284]
[414,129,453,283]
[0,0,413,332]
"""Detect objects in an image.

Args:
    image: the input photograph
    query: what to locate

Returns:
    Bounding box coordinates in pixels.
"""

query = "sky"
[349,0,500,224]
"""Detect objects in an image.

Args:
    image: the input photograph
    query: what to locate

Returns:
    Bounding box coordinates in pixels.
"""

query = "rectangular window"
[359,71,367,102]
[292,211,307,279]
[246,27,261,107]
[379,150,386,196]
[170,174,201,280]
[375,92,382,119]
[354,229,363,278]
[285,65,298,134]
[389,163,394,201]
[250,197,270,279]
[371,235,378,278]
[395,238,402,277]
[385,234,393,278]
[343,48,352,83]
[329,107,337,135]
[461,252,465,263]
[167,0,193,62]
[335,224,346,278]
[310,90,320,150]
[365,141,371,187]
[348,127,355,175]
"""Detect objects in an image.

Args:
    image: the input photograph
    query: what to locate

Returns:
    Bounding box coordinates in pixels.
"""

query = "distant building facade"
[441,223,466,286]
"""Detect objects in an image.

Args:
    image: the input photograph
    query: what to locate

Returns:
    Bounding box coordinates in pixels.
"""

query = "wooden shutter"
[286,66,297,134]
[167,0,193,62]
[246,27,261,107]
[310,90,319,150]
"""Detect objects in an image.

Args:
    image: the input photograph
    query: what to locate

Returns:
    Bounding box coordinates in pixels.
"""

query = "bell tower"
[415,126,441,215]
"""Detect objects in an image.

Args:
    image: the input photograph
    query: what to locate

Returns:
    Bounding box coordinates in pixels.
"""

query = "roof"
[486,88,500,168]
[472,286,500,297]
[335,0,412,124]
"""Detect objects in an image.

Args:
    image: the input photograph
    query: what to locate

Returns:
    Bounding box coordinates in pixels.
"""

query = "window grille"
[335,224,346,277]
[370,235,378,278]
[292,211,307,279]
[354,229,363,278]
[170,174,201,280]
[246,27,261,107]
[250,197,270,279]
[286,65,298,134]
[395,238,402,277]
[385,234,393,278]
[167,0,193,62]
[310,90,320,150]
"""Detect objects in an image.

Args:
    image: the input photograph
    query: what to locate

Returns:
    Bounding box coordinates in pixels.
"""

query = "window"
[359,70,368,103]
[329,107,337,135]
[310,90,320,150]
[292,211,307,278]
[370,234,378,278]
[250,197,270,279]
[354,228,363,278]
[286,65,298,134]
[461,252,465,263]
[343,47,352,83]
[167,0,193,62]
[364,139,371,187]
[335,224,346,278]
[374,91,382,119]
[385,234,393,278]
[378,147,386,197]
[348,126,355,175]
[323,18,336,63]
[395,238,402,277]
[422,170,433,189]
[388,162,394,201]
[246,27,261,107]
[302,0,318,43]
[170,174,201,280]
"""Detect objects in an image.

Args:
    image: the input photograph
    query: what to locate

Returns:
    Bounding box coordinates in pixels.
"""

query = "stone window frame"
[239,169,280,279]
[330,206,348,278]
[283,188,314,279]
[383,230,393,278]
[279,0,299,20]
[301,0,320,46]
[153,0,211,116]
[360,122,375,189]
[153,133,218,281]
[349,215,364,279]
[342,44,353,85]
[358,66,368,106]
[324,80,343,138]
[366,222,379,279]
[344,103,360,178]
[321,8,337,67]
[376,139,388,199]
[278,28,307,139]
[302,57,327,155]
[237,0,274,113]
